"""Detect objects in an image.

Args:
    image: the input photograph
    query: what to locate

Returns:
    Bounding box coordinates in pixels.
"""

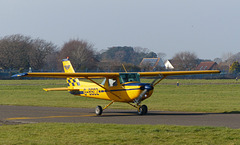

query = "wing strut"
[153,75,167,86]
[86,77,122,100]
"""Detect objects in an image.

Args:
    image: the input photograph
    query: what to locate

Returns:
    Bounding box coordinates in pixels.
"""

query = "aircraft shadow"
[91,111,210,117]
[223,111,240,114]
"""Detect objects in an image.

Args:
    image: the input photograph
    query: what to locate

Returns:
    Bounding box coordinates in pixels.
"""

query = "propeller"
[134,78,158,104]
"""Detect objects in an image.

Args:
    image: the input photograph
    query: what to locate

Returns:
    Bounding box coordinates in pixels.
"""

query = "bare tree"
[0,34,58,70]
[58,39,97,71]
[222,52,233,62]
[171,51,198,70]
[28,38,57,70]
[44,51,59,71]
[213,58,222,64]
[0,34,32,69]
[225,52,240,65]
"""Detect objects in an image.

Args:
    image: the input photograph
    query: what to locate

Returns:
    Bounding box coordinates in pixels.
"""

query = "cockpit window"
[119,73,140,84]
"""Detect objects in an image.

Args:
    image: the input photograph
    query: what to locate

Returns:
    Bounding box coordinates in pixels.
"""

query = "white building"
[164,60,174,70]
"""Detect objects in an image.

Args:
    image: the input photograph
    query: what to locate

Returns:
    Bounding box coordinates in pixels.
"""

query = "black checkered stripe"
[67,78,80,87]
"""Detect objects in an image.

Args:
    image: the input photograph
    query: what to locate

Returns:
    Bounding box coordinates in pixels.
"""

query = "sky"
[1,0,240,60]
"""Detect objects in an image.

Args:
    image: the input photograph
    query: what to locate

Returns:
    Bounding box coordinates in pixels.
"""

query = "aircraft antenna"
[122,64,128,73]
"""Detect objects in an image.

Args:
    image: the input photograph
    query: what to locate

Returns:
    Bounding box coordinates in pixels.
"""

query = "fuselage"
[69,80,153,102]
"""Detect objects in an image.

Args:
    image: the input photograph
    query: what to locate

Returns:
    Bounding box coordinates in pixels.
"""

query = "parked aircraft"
[12,58,220,115]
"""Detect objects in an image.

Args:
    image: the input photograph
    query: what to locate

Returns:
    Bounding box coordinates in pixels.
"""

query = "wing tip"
[43,88,49,92]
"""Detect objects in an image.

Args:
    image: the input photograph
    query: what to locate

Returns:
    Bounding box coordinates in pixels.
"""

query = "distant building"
[164,60,174,70]
[140,58,165,71]
[196,61,218,70]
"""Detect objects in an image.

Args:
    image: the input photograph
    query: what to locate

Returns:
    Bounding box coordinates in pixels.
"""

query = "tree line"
[0,34,239,73]
[0,34,160,72]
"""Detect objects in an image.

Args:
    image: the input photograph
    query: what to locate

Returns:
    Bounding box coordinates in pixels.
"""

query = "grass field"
[1,123,240,144]
[1,79,240,144]
[1,79,240,112]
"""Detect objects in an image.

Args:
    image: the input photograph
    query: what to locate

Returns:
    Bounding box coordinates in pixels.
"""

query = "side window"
[101,78,106,85]
[108,78,117,87]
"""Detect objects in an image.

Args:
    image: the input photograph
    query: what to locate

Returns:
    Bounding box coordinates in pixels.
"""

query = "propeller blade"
[135,83,154,104]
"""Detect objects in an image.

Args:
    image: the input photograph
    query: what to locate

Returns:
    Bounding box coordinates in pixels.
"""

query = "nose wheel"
[137,105,148,115]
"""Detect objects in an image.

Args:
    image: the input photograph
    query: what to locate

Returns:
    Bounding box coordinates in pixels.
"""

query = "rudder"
[62,58,75,73]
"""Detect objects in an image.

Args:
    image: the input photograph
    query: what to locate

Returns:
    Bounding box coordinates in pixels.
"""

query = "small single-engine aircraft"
[12,58,220,115]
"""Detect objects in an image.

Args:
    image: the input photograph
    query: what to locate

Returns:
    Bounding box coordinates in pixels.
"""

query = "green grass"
[146,80,240,112]
[1,79,240,112]
[0,123,240,145]
[1,79,240,144]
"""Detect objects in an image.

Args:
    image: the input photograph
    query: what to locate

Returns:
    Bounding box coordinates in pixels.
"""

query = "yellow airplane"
[12,58,220,115]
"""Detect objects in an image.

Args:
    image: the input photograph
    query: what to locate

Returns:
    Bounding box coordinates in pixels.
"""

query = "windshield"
[119,73,140,84]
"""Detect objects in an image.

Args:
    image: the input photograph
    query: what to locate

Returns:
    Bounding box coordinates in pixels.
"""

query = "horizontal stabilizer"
[43,87,79,92]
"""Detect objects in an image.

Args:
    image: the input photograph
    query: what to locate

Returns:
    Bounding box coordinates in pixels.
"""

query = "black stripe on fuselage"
[69,83,148,95]
[69,87,142,95]
[107,88,141,92]
[123,83,150,86]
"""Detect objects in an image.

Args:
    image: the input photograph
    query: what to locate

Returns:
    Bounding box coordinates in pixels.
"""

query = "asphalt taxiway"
[1,105,240,129]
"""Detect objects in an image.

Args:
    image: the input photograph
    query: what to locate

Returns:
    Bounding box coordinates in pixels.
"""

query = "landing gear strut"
[95,101,148,116]
[95,101,114,115]
[128,103,148,115]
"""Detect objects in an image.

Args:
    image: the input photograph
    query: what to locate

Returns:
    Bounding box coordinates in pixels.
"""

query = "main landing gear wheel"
[137,105,148,115]
[95,106,103,115]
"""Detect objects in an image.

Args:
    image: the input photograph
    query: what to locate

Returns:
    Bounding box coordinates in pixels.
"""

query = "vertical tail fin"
[62,58,75,73]
[62,58,80,88]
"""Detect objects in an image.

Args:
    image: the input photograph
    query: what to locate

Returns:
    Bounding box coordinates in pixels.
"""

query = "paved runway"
[1,105,240,129]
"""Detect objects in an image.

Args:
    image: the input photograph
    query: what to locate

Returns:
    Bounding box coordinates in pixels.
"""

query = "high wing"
[138,70,221,77]
[12,72,119,78]
[138,70,220,86]
[12,70,220,78]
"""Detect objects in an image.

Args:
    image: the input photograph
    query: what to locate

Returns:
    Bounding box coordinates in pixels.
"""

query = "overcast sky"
[1,0,240,59]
